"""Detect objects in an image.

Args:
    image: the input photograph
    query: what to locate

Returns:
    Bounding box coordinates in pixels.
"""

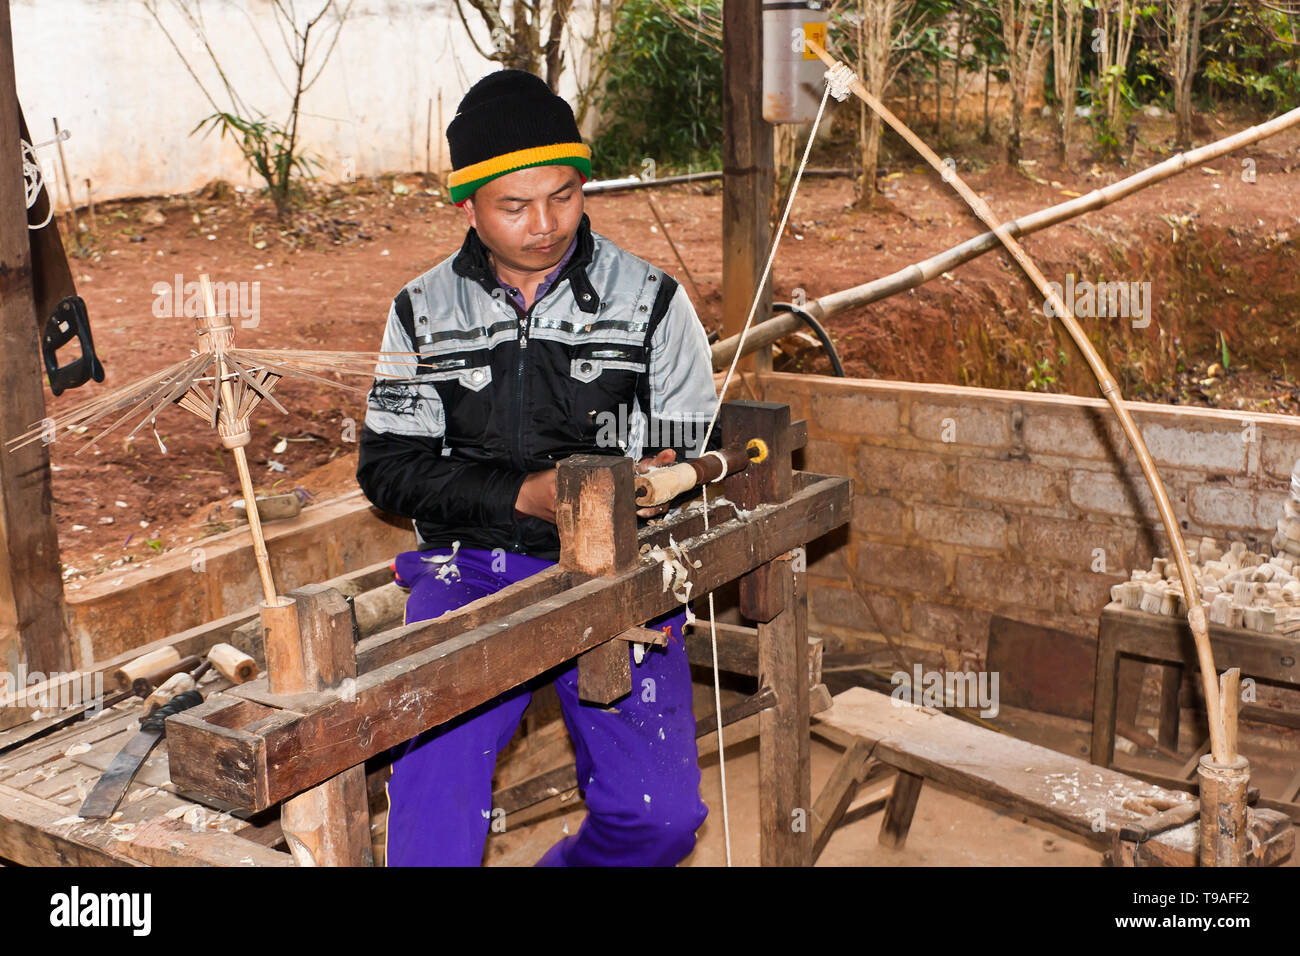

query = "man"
[356,69,719,866]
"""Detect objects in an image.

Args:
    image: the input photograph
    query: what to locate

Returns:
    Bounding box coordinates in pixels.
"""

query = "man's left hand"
[634,449,677,518]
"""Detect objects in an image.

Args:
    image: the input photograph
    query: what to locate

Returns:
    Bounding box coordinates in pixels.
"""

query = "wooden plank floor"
[0,682,292,867]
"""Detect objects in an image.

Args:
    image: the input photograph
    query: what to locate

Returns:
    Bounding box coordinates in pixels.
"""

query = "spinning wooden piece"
[634,439,768,507]
[7,273,418,605]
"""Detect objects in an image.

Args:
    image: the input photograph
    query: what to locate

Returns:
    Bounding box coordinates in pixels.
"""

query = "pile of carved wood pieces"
[1111,538,1300,636]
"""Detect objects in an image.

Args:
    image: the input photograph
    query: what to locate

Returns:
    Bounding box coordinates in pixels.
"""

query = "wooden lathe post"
[265,585,373,866]
[558,454,637,705]
[723,401,811,866]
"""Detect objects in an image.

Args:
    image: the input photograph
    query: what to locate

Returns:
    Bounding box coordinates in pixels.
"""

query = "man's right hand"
[514,468,558,524]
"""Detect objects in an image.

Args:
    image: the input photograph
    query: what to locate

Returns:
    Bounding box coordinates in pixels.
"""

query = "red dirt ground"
[43,107,1300,585]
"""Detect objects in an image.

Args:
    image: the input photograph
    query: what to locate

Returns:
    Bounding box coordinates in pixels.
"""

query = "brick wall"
[755,372,1300,670]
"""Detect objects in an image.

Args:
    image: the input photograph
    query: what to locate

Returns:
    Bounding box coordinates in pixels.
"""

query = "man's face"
[464,165,584,275]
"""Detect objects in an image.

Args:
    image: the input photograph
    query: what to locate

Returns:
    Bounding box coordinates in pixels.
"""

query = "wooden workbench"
[1091,601,1300,811]
[0,685,291,866]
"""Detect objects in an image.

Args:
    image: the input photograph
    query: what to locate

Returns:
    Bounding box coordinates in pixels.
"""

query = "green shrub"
[589,0,723,177]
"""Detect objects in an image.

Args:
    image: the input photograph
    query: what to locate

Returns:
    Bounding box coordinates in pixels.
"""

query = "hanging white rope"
[695,69,838,866]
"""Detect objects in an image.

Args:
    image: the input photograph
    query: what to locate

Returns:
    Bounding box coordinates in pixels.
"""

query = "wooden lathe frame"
[163,400,852,866]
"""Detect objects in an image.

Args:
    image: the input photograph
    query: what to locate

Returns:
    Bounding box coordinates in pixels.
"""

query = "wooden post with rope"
[722,0,774,372]
[724,401,811,866]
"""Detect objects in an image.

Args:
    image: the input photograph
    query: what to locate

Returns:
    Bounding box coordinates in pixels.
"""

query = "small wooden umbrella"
[8,274,417,606]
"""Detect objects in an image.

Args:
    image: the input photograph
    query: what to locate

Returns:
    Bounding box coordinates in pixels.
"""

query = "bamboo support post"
[1197,754,1250,866]
[804,37,1230,765]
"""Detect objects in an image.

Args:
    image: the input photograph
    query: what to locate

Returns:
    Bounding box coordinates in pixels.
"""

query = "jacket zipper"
[495,256,586,551]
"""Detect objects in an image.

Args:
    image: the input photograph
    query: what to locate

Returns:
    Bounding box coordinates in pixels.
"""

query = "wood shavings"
[177,805,238,831]
[422,540,462,583]
[63,742,92,758]
[110,822,136,842]
[52,815,85,826]
[125,786,160,804]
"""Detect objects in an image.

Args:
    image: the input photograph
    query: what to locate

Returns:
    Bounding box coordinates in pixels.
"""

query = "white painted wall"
[12,0,601,205]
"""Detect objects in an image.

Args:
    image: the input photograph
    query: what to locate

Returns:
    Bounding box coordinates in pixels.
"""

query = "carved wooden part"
[207,642,258,684]
[113,646,181,689]
[261,597,304,697]
[556,455,637,577]
[577,639,632,706]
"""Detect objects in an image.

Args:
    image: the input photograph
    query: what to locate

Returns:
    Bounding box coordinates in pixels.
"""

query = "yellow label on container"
[803,22,827,59]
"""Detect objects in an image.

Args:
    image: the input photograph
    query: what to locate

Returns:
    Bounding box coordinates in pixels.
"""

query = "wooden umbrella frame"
[9,274,419,607]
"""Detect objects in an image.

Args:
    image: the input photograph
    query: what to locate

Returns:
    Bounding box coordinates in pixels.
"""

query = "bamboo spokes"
[5,354,208,453]
[805,38,1230,763]
[3,269,425,609]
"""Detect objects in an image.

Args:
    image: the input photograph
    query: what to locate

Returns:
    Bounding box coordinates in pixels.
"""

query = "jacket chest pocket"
[563,351,645,448]
[428,360,497,446]
[569,355,647,383]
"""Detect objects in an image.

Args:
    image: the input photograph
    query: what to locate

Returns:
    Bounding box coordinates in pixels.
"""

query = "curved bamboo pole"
[805,38,1230,762]
[710,103,1300,371]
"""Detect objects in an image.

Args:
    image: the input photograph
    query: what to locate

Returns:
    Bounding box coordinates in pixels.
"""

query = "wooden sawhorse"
[813,687,1294,865]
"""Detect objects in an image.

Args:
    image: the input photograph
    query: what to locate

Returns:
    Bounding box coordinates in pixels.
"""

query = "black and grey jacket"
[356,213,719,559]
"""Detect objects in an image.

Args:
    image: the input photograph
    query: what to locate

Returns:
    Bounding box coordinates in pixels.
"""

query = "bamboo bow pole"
[710,101,1300,369]
[805,38,1231,763]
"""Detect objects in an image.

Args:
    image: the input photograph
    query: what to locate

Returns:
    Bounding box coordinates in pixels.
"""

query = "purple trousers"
[384,547,708,867]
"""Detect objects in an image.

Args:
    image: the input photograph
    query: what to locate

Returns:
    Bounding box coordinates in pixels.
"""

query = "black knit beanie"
[446,69,591,204]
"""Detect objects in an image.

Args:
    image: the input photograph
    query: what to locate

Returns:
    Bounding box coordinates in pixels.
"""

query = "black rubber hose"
[770,302,846,377]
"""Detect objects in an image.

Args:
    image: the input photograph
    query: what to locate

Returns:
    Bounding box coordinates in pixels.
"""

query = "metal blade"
[77,728,163,819]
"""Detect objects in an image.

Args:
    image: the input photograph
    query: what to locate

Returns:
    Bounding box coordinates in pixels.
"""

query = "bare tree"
[999,0,1049,164]
[453,0,577,89]
[1141,0,1230,148]
[849,0,925,205]
[1093,0,1140,154]
[144,0,354,217]
[563,0,636,130]
[1051,0,1085,163]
